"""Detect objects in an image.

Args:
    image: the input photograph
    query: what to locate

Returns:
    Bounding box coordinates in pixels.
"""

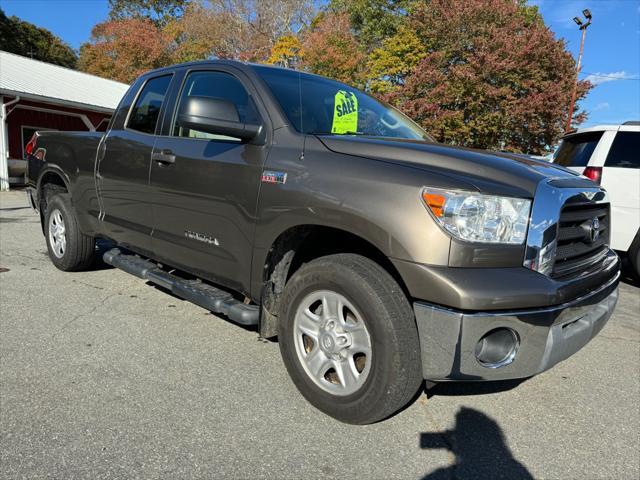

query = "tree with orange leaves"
[78,18,171,83]
[301,13,366,87]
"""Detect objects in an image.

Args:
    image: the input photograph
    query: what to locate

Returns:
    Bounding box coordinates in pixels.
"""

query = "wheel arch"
[257,223,411,338]
[37,167,71,234]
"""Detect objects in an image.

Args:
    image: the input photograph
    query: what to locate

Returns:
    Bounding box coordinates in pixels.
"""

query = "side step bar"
[103,248,259,326]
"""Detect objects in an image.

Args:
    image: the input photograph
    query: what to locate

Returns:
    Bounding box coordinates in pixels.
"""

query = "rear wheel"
[278,253,423,424]
[45,194,95,271]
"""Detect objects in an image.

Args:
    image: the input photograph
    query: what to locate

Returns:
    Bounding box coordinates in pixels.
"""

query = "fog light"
[475,328,519,368]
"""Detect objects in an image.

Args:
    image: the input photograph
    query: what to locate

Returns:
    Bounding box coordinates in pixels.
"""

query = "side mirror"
[177,96,263,142]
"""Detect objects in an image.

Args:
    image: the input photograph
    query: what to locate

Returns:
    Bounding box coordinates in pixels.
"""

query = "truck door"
[97,74,172,253]
[149,68,269,292]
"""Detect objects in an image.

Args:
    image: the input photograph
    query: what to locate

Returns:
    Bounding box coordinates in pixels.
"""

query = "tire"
[630,237,640,281]
[278,253,423,424]
[45,193,95,271]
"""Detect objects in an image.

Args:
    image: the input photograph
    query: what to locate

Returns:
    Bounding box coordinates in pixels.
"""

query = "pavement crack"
[72,279,106,290]
[53,293,119,337]
[598,334,640,344]
[2,252,42,262]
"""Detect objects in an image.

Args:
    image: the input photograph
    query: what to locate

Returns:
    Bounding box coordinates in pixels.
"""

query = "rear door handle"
[152,149,176,165]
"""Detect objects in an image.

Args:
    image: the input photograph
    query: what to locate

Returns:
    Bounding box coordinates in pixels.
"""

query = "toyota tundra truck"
[26,61,620,424]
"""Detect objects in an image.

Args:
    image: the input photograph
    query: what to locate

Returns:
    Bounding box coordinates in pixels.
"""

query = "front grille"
[553,202,610,278]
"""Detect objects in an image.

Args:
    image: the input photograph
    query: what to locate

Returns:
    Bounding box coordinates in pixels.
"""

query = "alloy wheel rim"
[48,209,66,258]
[293,290,372,396]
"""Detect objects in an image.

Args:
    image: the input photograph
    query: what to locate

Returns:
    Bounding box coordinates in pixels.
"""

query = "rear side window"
[127,75,172,134]
[605,132,640,168]
[554,131,603,167]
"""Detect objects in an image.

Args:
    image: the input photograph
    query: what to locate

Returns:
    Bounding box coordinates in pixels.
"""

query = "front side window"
[553,131,603,167]
[253,65,433,141]
[605,132,639,168]
[127,75,172,134]
[173,71,260,141]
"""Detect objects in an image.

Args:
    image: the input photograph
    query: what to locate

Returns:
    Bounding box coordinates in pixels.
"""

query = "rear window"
[553,131,603,167]
[127,75,172,134]
[605,132,639,168]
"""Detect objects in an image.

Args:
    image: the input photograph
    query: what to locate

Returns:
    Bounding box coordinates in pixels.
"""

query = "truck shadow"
[425,378,527,398]
[420,407,534,480]
[91,239,116,271]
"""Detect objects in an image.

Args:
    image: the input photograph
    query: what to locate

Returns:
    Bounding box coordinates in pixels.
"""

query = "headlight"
[422,187,531,244]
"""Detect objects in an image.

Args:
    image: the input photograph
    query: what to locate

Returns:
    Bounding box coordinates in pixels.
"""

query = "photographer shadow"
[420,407,533,480]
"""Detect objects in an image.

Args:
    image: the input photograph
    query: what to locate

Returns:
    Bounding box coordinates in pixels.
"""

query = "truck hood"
[318,136,583,198]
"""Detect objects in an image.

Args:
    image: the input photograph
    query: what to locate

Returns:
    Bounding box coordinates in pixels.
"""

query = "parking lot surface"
[1,190,639,479]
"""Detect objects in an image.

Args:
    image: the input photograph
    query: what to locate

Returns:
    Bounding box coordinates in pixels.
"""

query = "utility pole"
[566,9,592,133]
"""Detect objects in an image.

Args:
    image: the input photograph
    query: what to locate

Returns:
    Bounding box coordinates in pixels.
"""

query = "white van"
[553,122,640,278]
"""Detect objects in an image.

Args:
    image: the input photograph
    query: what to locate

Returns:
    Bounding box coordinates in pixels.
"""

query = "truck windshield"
[253,65,433,142]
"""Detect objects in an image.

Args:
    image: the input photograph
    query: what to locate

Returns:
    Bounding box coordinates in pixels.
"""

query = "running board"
[103,248,259,326]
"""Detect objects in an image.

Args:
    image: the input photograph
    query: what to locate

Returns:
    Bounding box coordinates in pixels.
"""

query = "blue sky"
[530,0,640,126]
[2,0,639,126]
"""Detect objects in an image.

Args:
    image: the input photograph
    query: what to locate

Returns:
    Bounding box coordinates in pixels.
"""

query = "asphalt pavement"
[1,190,639,479]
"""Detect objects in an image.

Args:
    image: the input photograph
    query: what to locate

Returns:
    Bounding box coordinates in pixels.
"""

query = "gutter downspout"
[0,96,21,191]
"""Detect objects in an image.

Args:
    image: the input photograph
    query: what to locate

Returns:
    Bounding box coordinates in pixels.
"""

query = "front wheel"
[278,254,423,424]
[45,193,95,271]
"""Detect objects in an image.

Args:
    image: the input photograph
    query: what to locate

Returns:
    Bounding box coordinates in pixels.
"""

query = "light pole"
[565,9,592,133]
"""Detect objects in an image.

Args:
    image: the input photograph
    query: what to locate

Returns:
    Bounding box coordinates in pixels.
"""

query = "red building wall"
[4,98,112,159]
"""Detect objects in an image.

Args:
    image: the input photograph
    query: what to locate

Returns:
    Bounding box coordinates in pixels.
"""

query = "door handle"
[152,149,176,165]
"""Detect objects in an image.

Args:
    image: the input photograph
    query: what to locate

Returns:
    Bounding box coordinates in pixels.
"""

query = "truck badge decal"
[184,230,219,246]
[261,170,287,184]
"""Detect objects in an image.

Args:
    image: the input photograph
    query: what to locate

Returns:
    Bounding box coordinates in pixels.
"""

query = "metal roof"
[0,51,129,112]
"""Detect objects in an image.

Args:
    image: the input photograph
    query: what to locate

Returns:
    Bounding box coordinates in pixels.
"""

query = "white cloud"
[584,71,630,86]
[593,102,610,111]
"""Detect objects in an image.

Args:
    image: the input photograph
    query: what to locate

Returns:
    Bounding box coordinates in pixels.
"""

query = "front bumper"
[414,271,619,381]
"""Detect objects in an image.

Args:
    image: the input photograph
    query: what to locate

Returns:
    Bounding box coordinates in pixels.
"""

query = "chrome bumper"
[414,272,620,381]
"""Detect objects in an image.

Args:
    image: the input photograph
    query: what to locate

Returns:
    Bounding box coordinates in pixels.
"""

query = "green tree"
[390,0,590,154]
[328,0,411,50]
[0,9,77,68]
[367,25,425,94]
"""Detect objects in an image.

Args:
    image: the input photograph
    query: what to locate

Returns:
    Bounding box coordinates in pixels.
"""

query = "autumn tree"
[78,18,171,83]
[302,13,366,86]
[207,0,315,61]
[267,35,303,68]
[164,1,237,62]
[389,0,590,153]
[0,9,77,68]
[108,0,191,25]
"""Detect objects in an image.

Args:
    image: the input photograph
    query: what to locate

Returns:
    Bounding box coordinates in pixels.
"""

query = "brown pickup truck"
[26,61,620,424]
